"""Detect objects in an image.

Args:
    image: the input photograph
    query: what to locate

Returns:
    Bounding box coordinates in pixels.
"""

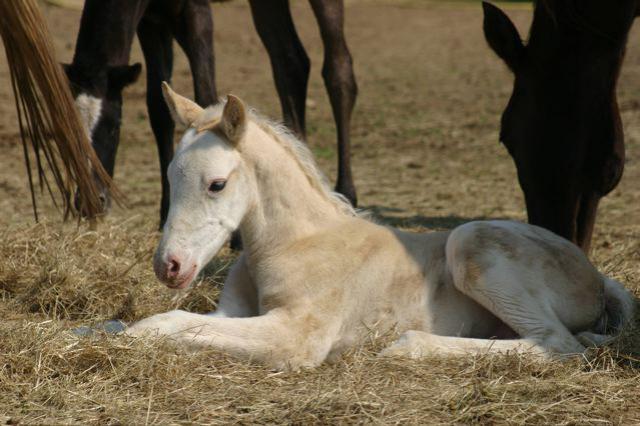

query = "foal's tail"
[595,277,636,335]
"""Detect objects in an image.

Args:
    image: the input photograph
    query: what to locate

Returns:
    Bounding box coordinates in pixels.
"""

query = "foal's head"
[64,62,141,213]
[482,0,635,249]
[153,84,254,289]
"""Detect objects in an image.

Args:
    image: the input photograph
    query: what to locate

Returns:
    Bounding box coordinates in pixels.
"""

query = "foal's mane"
[200,101,356,217]
[250,112,357,216]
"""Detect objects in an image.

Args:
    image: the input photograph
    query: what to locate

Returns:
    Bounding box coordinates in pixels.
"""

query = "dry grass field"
[2,0,640,424]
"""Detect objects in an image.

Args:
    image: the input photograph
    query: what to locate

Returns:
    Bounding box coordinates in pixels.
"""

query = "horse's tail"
[594,277,636,335]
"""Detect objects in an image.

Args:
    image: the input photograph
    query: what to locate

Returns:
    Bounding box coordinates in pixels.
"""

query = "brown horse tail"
[0,0,123,221]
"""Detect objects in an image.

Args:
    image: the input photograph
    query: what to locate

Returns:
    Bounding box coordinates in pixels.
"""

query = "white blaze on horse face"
[75,93,103,138]
[154,128,253,289]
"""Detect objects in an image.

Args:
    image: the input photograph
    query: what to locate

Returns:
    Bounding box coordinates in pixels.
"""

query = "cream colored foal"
[127,84,635,370]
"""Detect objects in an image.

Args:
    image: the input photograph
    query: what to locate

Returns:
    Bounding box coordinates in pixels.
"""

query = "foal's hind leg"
[138,19,175,228]
[249,0,310,139]
[381,330,543,359]
[309,0,358,206]
[445,223,587,356]
[383,222,596,360]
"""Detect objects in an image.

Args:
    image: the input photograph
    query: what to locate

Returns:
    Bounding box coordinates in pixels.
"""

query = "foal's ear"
[482,2,524,71]
[220,94,247,145]
[161,82,204,128]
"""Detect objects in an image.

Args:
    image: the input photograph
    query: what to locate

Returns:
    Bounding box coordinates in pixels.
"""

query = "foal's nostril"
[167,258,181,277]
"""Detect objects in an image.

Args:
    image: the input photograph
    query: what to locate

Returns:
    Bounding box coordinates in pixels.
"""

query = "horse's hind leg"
[174,0,217,106]
[309,0,358,206]
[138,18,175,228]
[381,330,543,359]
[444,222,587,357]
[249,0,310,139]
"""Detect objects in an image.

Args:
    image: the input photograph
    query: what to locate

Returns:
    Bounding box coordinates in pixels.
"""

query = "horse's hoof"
[72,320,127,336]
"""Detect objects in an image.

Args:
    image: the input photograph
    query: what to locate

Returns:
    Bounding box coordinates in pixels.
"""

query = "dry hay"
[1,328,639,424]
[1,212,640,425]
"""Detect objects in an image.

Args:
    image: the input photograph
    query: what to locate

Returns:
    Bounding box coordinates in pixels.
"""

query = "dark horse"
[482,0,637,252]
[66,0,357,226]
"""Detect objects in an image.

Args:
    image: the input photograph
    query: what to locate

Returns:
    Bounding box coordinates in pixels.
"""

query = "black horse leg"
[138,18,175,228]
[309,0,358,206]
[174,0,217,106]
[249,0,310,139]
[575,192,601,254]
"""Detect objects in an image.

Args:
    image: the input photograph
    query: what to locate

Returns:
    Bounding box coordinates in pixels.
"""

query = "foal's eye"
[208,180,227,193]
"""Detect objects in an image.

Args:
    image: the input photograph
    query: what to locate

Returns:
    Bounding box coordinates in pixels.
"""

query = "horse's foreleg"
[309,0,358,206]
[575,192,600,254]
[138,20,175,228]
[249,0,310,139]
[174,0,217,106]
[208,254,259,318]
[522,181,581,250]
[127,310,325,370]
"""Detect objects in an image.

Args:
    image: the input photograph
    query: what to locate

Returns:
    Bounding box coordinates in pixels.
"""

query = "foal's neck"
[239,123,347,257]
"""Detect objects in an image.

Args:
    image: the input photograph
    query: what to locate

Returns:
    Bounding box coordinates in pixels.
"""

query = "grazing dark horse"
[482,0,637,252]
[66,0,357,226]
[65,0,216,223]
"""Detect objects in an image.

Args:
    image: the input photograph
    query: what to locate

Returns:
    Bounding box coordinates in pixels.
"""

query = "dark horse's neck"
[526,0,636,138]
[72,0,147,67]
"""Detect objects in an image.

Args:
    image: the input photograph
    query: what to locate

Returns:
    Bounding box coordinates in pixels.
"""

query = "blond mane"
[198,101,356,217]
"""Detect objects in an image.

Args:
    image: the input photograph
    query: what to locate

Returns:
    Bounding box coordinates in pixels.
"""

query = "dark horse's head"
[63,61,141,215]
[482,0,636,252]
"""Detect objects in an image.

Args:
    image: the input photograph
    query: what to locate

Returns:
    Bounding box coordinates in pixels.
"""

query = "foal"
[126,85,634,370]
[483,1,636,252]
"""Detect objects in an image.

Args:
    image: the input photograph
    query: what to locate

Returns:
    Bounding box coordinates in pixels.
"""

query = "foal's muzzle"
[153,251,197,290]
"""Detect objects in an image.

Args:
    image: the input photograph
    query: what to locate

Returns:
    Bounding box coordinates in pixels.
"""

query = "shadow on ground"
[362,205,511,230]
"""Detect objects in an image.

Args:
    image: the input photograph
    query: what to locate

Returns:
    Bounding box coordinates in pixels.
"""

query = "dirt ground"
[1,0,640,424]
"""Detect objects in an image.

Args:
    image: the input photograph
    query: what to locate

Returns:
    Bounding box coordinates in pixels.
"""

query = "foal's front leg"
[208,254,259,318]
[127,310,326,370]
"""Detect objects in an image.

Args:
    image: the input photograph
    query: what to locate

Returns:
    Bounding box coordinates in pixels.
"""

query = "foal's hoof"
[72,320,127,337]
